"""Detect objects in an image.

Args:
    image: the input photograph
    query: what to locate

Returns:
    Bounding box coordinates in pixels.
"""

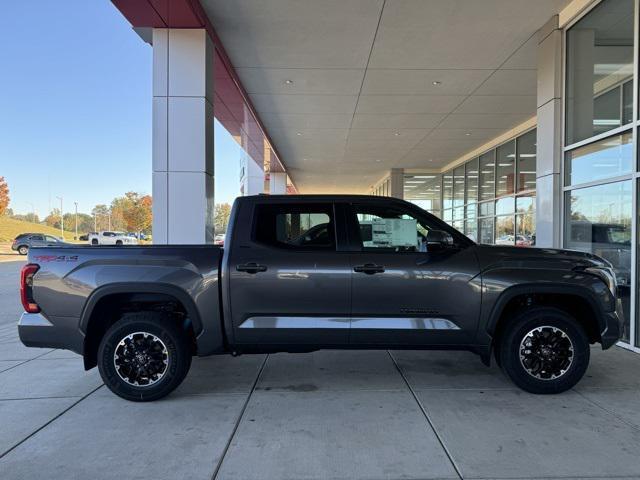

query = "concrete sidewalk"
[1,261,640,479]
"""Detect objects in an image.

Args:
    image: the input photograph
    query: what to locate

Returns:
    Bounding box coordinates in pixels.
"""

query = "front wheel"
[91,239,98,245]
[97,312,192,401]
[499,307,590,394]
[17,245,28,255]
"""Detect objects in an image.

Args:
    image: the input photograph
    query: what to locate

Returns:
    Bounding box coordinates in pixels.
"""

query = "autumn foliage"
[0,177,9,216]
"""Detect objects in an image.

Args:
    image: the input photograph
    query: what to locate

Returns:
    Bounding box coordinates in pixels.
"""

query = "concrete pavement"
[1,260,640,479]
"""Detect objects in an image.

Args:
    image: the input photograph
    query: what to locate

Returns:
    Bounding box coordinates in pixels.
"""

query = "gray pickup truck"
[18,195,623,401]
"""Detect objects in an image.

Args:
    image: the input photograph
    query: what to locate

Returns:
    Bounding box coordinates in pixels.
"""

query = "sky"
[0,0,240,216]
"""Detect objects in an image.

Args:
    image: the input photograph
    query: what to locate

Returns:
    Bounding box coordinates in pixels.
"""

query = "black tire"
[97,312,192,401]
[499,307,590,394]
[91,239,98,245]
[17,245,28,255]
[116,240,123,245]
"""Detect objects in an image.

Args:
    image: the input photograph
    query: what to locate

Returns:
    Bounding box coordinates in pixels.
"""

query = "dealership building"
[111,0,639,352]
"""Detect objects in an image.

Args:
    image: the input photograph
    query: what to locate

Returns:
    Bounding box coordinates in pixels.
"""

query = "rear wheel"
[499,307,590,394]
[17,245,28,255]
[91,239,98,245]
[97,312,192,401]
[116,240,123,245]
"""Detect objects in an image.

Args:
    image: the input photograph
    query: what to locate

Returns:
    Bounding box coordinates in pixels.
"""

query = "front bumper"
[600,299,625,349]
[18,312,84,354]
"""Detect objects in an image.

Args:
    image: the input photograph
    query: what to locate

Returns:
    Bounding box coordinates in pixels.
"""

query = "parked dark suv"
[11,233,68,255]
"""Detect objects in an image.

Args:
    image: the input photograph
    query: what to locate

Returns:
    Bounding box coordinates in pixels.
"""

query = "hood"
[474,245,610,272]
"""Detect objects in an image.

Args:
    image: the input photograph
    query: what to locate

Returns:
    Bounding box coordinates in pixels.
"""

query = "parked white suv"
[88,231,138,246]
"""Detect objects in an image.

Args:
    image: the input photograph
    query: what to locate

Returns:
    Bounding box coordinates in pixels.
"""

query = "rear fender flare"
[79,282,203,335]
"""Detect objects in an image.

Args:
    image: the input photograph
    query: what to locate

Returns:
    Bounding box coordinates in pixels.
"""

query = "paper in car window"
[360,218,417,248]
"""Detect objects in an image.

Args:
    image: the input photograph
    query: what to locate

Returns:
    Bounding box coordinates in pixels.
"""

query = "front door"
[347,202,481,346]
[228,201,351,346]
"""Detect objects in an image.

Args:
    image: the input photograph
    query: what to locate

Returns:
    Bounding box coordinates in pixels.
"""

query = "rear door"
[346,201,481,346]
[29,235,45,247]
[227,200,351,346]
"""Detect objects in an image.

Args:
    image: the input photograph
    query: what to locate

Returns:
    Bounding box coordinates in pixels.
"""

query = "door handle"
[353,263,385,274]
[236,262,267,274]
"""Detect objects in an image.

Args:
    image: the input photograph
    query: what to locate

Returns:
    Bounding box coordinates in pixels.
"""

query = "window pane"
[464,220,478,243]
[453,166,465,207]
[517,129,536,193]
[495,196,515,216]
[496,141,515,197]
[479,217,494,244]
[405,174,442,215]
[516,213,536,247]
[478,200,495,217]
[443,171,453,209]
[479,151,495,201]
[453,206,465,221]
[443,209,452,222]
[255,204,335,250]
[565,132,632,186]
[465,158,479,204]
[564,181,632,341]
[465,203,477,219]
[495,216,515,245]
[516,194,535,214]
[593,87,622,136]
[565,0,634,145]
[622,80,633,125]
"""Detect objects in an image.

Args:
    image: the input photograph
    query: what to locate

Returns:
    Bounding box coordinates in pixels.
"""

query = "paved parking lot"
[1,259,640,479]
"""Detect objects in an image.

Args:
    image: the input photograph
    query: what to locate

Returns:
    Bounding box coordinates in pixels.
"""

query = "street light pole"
[74,202,78,240]
[56,196,64,239]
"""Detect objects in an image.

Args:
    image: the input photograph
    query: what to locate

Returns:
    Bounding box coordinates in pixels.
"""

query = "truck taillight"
[20,264,40,313]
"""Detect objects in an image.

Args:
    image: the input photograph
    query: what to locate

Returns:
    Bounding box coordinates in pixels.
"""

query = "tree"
[91,204,110,231]
[0,177,9,215]
[214,203,232,233]
[11,212,40,224]
[44,208,62,229]
[110,192,152,234]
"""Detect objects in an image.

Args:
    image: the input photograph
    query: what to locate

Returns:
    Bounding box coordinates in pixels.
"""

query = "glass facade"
[565,0,634,145]
[564,0,637,349]
[428,129,537,247]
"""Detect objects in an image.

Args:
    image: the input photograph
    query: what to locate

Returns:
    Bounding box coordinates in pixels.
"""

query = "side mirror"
[426,230,454,250]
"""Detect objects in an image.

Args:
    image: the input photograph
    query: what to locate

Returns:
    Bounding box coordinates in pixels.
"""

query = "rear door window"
[254,203,335,250]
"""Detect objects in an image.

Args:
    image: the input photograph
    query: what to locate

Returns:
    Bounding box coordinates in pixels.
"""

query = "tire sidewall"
[18,246,28,255]
[500,307,590,394]
[98,315,190,401]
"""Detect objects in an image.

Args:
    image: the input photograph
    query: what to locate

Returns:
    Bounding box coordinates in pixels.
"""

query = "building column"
[536,16,563,248]
[241,153,265,195]
[152,28,215,244]
[270,172,287,194]
[389,168,404,199]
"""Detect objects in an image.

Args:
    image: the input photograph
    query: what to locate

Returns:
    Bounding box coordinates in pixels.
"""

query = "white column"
[241,153,265,195]
[152,28,215,244]
[269,172,287,194]
[536,16,563,248]
[389,168,404,199]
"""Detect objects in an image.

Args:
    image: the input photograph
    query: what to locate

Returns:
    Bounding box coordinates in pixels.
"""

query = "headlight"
[585,266,617,297]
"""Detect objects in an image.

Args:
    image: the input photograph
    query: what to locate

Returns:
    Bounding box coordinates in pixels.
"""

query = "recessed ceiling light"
[296,132,302,136]
[375,159,382,162]
[284,79,294,85]
[428,159,433,162]
[394,132,401,137]
[465,132,472,136]
[432,81,442,86]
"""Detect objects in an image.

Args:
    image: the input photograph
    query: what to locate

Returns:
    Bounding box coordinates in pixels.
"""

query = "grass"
[0,216,69,243]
